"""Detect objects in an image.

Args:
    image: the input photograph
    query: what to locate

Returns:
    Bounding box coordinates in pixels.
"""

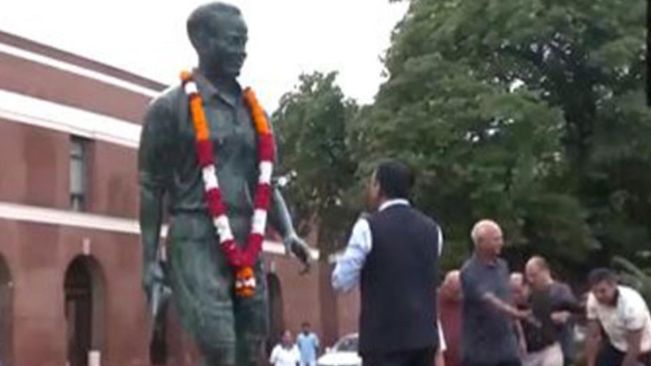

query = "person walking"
[585,268,651,366]
[269,330,300,366]
[332,160,442,366]
[296,322,320,366]
[461,220,529,366]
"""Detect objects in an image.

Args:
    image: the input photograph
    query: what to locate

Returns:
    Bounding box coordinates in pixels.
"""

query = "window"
[70,136,88,211]
[333,335,358,353]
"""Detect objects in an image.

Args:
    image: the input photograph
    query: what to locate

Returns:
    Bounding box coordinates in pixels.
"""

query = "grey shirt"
[139,72,260,217]
[460,255,520,364]
[549,282,578,361]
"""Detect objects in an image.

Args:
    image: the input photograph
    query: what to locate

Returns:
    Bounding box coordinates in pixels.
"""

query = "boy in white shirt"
[585,268,651,366]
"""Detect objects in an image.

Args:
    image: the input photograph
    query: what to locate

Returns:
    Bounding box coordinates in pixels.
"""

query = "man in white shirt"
[270,330,300,366]
[585,268,651,366]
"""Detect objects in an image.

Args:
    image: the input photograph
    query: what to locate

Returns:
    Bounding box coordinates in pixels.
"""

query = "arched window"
[64,256,105,366]
[265,272,285,355]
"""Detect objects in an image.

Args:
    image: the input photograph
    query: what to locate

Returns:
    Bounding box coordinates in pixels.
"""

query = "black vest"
[359,204,440,354]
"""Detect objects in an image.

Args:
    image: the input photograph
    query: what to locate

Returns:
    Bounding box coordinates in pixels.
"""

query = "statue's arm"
[138,98,173,291]
[266,117,312,268]
[269,186,311,269]
[268,187,297,239]
[266,114,297,239]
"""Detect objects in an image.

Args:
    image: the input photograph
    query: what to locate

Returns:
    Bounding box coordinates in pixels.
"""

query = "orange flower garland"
[181,70,275,298]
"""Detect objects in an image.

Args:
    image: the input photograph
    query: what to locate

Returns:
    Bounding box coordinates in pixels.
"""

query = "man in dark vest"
[332,160,442,366]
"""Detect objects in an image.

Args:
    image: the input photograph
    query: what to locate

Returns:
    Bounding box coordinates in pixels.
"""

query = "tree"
[273,72,359,256]
[614,256,651,304]
[354,0,649,275]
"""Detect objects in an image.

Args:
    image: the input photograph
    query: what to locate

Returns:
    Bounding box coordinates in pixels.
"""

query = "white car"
[317,333,361,366]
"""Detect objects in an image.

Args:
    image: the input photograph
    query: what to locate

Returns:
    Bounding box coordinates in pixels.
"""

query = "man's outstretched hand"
[283,233,313,275]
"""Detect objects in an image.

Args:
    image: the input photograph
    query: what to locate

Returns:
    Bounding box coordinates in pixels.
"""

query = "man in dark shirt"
[461,220,528,366]
[522,256,580,366]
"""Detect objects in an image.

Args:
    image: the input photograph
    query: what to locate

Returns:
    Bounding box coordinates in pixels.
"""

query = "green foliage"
[613,256,651,304]
[351,0,649,273]
[273,72,359,255]
[273,0,650,276]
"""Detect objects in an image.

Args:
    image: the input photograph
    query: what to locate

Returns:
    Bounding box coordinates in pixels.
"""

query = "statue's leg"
[233,260,270,366]
[199,350,236,366]
[168,214,238,366]
[235,338,264,366]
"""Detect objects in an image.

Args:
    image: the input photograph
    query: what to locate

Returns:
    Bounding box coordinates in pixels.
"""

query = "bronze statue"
[138,3,311,365]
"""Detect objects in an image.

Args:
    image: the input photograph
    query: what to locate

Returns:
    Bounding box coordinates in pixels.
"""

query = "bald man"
[439,270,462,366]
[524,257,579,366]
[460,220,527,366]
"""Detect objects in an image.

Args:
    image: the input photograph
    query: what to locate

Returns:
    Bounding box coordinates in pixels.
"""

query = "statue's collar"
[191,69,242,108]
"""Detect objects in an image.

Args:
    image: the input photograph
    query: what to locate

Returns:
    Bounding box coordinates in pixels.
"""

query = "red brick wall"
[0,121,69,209]
[336,289,360,337]
[269,255,322,335]
[87,142,139,219]
[0,31,166,92]
[0,121,140,220]
[0,219,149,366]
[0,51,151,123]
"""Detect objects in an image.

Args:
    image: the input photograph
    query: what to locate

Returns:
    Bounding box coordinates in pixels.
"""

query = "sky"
[0,0,409,110]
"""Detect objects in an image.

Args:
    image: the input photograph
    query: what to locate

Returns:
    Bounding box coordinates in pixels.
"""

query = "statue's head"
[187,2,247,78]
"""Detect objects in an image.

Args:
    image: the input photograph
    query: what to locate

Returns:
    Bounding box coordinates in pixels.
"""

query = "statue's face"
[199,11,248,78]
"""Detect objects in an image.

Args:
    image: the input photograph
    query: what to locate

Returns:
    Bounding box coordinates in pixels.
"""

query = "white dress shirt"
[331,199,443,292]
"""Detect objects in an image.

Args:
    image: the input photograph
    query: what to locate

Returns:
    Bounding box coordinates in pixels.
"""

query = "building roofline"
[0,201,320,259]
[0,29,167,92]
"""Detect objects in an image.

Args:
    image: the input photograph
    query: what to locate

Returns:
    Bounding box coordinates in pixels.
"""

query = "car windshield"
[333,335,358,352]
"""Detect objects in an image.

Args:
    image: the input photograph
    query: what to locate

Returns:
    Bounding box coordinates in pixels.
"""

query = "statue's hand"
[283,233,313,275]
[142,261,166,302]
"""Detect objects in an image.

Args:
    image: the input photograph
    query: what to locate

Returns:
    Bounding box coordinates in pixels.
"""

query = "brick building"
[0,30,358,366]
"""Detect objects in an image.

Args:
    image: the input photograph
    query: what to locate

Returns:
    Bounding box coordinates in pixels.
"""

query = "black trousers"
[597,343,651,366]
[362,348,435,366]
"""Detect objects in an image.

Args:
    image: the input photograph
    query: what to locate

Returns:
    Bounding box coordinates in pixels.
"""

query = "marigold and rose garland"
[180,70,275,298]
